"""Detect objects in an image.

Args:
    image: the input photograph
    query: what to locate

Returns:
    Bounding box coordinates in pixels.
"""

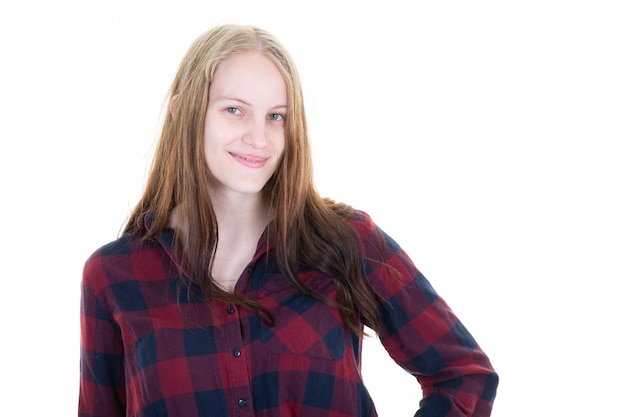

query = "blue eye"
[268,113,285,121]
[226,107,241,115]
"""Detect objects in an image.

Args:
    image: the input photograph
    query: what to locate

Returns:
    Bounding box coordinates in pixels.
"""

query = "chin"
[230,182,269,196]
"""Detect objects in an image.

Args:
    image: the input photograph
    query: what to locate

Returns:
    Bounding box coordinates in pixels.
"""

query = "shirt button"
[238,399,247,408]
[226,305,234,314]
[233,348,241,357]
[246,265,253,273]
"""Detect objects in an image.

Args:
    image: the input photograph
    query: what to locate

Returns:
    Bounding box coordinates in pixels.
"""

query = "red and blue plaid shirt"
[79,211,497,416]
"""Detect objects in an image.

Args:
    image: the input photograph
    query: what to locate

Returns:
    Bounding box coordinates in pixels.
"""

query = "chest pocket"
[253,273,346,360]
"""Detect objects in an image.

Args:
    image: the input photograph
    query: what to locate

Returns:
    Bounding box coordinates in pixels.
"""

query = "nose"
[241,116,267,148]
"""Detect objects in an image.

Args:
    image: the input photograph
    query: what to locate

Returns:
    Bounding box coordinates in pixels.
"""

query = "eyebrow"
[214,96,287,110]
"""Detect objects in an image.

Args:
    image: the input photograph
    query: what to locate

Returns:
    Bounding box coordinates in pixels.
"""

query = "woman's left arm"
[355,213,498,417]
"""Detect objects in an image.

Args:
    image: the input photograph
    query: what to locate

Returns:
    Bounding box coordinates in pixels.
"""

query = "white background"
[1,1,625,416]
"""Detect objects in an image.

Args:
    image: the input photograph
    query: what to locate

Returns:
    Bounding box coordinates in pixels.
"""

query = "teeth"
[233,153,263,163]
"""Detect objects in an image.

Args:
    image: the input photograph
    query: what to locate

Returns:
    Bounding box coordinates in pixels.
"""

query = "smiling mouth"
[239,155,263,162]
[230,152,268,168]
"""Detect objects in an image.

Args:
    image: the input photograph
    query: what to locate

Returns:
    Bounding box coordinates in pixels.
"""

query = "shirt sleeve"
[79,251,126,417]
[354,213,498,417]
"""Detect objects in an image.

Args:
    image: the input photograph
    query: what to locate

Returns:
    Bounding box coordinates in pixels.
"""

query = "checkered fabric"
[79,211,497,416]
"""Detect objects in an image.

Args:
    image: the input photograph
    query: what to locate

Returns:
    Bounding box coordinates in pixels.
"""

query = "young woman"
[79,24,498,417]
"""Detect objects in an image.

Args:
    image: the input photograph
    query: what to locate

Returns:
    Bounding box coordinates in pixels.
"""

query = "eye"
[268,113,285,122]
[225,107,242,115]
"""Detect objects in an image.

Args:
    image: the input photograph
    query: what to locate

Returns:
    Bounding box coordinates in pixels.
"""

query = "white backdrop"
[1,1,625,416]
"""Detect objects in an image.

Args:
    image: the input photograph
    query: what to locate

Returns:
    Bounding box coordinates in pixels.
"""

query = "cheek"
[277,139,286,157]
[203,125,232,162]
[204,115,235,145]
[202,127,223,170]
[272,128,287,155]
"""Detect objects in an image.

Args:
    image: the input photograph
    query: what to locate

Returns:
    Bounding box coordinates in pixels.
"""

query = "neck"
[209,189,271,241]
[168,190,270,242]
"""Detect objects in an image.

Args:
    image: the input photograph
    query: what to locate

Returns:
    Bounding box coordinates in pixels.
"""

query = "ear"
[169,94,180,119]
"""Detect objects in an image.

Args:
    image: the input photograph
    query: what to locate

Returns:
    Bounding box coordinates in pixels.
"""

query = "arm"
[356,214,498,416]
[79,254,126,417]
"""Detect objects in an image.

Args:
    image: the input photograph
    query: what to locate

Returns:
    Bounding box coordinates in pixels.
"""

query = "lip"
[230,152,269,169]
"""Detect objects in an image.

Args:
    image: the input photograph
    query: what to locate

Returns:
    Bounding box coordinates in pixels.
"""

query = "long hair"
[124,24,381,335]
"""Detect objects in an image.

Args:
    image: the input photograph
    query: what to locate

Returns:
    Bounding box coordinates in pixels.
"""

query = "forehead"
[209,51,287,100]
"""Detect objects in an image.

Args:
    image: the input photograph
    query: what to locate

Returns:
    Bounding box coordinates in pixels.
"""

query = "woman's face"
[203,51,287,199]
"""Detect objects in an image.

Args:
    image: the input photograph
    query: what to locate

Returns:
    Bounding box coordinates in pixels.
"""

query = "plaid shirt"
[79,211,497,417]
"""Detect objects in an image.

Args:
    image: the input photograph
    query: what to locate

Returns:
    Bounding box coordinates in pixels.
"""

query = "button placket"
[219,301,253,415]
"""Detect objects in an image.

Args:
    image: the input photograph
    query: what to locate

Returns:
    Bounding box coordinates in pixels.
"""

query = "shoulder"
[347,209,398,247]
[346,209,407,265]
[346,209,375,235]
[85,233,154,265]
[82,233,162,292]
